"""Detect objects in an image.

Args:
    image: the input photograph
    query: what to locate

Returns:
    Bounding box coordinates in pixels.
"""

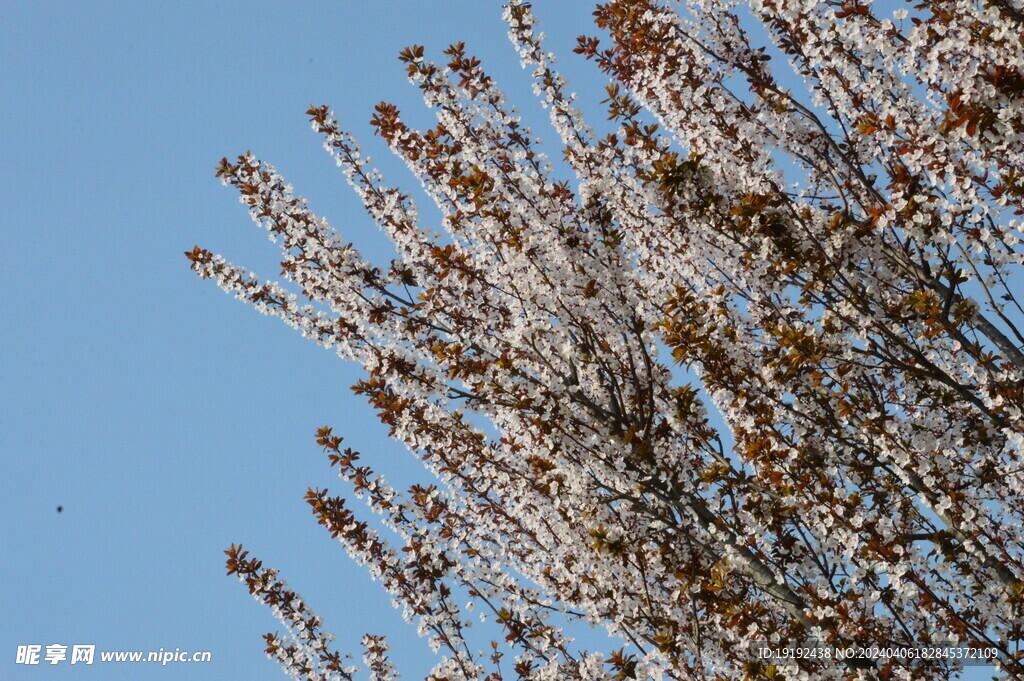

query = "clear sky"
[0,3,605,680]
[0,2,998,680]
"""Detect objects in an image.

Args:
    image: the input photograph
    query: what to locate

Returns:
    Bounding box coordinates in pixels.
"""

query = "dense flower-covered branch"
[193,1,1024,679]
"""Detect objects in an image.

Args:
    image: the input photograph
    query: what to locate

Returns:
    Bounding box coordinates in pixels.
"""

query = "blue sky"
[0,3,605,680]
[0,2,1000,680]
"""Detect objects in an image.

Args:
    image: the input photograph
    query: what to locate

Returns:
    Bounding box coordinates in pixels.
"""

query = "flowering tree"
[188,1,1024,679]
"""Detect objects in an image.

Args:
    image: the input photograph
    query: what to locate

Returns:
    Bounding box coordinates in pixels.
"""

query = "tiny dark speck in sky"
[57,506,63,513]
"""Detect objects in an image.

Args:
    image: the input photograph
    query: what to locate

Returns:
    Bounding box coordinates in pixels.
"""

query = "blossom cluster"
[194,1,1024,679]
